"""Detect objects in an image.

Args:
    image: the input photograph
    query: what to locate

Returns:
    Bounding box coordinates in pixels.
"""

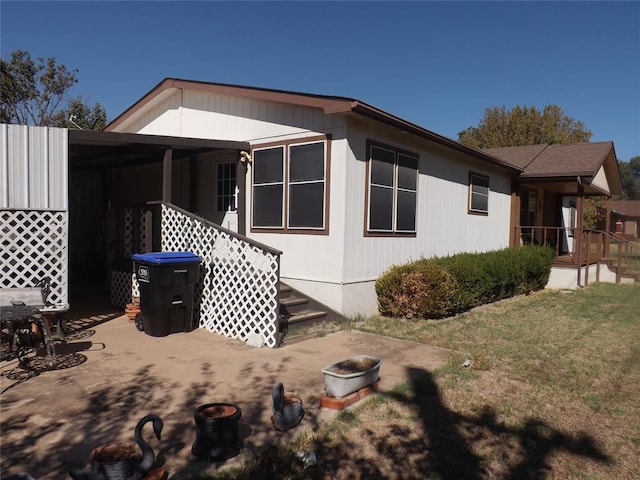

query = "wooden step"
[279,296,308,308]
[285,309,327,325]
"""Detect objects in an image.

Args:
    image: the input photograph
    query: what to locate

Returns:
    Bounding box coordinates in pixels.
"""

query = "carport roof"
[69,129,250,168]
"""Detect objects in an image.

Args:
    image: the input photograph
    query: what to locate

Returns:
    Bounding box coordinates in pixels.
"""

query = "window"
[469,172,489,215]
[251,138,327,232]
[216,162,237,212]
[366,143,418,234]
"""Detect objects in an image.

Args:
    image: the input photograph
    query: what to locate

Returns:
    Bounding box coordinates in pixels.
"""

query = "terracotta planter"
[192,403,242,461]
[125,303,141,321]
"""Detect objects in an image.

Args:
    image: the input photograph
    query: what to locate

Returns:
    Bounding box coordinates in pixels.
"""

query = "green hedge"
[375,245,555,319]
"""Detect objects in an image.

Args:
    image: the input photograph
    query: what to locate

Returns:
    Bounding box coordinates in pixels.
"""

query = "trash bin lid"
[132,252,201,264]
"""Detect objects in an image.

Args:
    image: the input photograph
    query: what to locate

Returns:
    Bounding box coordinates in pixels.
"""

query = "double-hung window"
[366,142,418,234]
[468,172,490,215]
[251,137,328,232]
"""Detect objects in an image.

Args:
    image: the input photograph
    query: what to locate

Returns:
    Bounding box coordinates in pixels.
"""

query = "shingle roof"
[483,142,615,178]
[483,144,548,170]
[610,200,640,217]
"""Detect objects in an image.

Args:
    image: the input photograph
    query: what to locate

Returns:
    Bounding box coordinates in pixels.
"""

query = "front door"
[561,196,577,254]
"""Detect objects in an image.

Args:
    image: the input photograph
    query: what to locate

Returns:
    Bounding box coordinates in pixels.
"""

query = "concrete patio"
[0,299,452,479]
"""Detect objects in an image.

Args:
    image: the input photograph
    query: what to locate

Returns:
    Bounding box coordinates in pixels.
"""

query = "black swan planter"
[68,414,163,480]
[271,382,305,431]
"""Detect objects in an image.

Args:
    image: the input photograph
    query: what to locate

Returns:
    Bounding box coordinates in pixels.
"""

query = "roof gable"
[485,142,623,195]
[106,77,521,174]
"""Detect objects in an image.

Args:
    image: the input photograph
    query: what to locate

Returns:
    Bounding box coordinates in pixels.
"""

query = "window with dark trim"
[251,139,327,232]
[366,143,418,234]
[216,162,237,212]
[469,172,490,214]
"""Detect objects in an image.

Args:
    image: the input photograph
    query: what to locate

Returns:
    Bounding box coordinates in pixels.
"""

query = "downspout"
[575,177,585,288]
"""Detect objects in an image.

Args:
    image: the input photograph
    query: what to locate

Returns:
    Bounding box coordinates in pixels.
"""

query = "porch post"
[237,152,248,236]
[509,181,520,247]
[604,199,611,258]
[575,178,585,285]
[162,148,173,203]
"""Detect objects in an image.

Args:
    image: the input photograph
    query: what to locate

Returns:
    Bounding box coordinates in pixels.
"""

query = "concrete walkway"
[1,310,451,479]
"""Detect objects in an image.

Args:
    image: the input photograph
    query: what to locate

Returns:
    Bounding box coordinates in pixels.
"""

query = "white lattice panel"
[111,270,139,307]
[1,209,68,309]
[123,208,133,256]
[160,204,280,347]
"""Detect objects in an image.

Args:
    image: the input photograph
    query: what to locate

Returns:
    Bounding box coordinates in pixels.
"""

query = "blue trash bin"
[132,252,201,337]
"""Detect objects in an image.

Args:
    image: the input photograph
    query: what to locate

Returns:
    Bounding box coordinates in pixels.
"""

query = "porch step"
[286,309,328,325]
[278,282,347,333]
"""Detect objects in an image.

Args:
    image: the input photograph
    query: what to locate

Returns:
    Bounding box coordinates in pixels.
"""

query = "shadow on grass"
[389,368,611,480]
[202,367,612,480]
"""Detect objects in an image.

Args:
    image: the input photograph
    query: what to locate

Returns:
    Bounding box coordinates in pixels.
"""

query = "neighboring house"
[609,200,640,240]
[0,78,629,347]
[484,143,624,288]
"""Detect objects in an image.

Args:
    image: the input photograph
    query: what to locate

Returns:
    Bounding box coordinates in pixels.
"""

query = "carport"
[67,129,250,300]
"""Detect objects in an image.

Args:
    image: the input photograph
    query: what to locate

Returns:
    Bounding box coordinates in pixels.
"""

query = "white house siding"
[114,88,332,143]
[338,119,513,316]
[108,89,514,317]
[1,124,68,210]
[591,166,610,195]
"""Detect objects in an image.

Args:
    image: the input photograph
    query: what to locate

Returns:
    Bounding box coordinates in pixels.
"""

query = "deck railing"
[603,231,640,282]
[514,225,639,284]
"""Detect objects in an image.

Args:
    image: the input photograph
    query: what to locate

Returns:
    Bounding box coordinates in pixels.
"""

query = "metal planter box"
[322,355,382,398]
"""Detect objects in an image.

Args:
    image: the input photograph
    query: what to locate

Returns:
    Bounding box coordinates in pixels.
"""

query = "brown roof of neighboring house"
[484,142,616,178]
[610,200,640,217]
[106,78,521,173]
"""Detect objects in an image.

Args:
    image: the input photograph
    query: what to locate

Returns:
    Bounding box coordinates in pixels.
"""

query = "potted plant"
[191,403,242,461]
[322,355,382,398]
[271,382,304,431]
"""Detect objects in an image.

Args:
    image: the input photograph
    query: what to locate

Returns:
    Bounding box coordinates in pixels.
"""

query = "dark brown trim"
[363,139,419,237]
[249,135,331,235]
[468,171,490,216]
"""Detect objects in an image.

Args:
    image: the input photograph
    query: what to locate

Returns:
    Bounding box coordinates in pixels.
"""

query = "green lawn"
[205,283,640,480]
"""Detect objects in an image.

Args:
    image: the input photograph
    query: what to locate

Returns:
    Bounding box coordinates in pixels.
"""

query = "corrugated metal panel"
[0,124,68,210]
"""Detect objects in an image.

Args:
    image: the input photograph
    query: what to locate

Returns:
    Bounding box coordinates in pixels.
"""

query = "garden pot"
[322,355,382,398]
[272,382,304,431]
[90,443,139,479]
[191,403,242,461]
[68,414,163,480]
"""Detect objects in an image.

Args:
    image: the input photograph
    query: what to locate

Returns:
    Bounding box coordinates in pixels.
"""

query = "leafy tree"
[618,157,640,200]
[457,105,592,148]
[1,50,78,125]
[52,96,108,130]
[1,49,106,129]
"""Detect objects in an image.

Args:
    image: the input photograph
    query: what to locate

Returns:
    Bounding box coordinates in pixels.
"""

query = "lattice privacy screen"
[159,204,281,348]
[1,209,68,310]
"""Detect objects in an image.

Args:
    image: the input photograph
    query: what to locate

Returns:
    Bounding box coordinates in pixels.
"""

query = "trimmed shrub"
[375,245,555,319]
[375,260,458,319]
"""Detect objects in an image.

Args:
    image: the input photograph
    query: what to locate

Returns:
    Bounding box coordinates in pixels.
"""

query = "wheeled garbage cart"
[132,252,201,337]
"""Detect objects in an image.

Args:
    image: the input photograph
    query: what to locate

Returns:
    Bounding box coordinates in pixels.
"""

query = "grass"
[202,283,640,479]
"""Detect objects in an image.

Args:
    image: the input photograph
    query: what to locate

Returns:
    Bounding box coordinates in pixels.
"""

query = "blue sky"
[2,1,639,161]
